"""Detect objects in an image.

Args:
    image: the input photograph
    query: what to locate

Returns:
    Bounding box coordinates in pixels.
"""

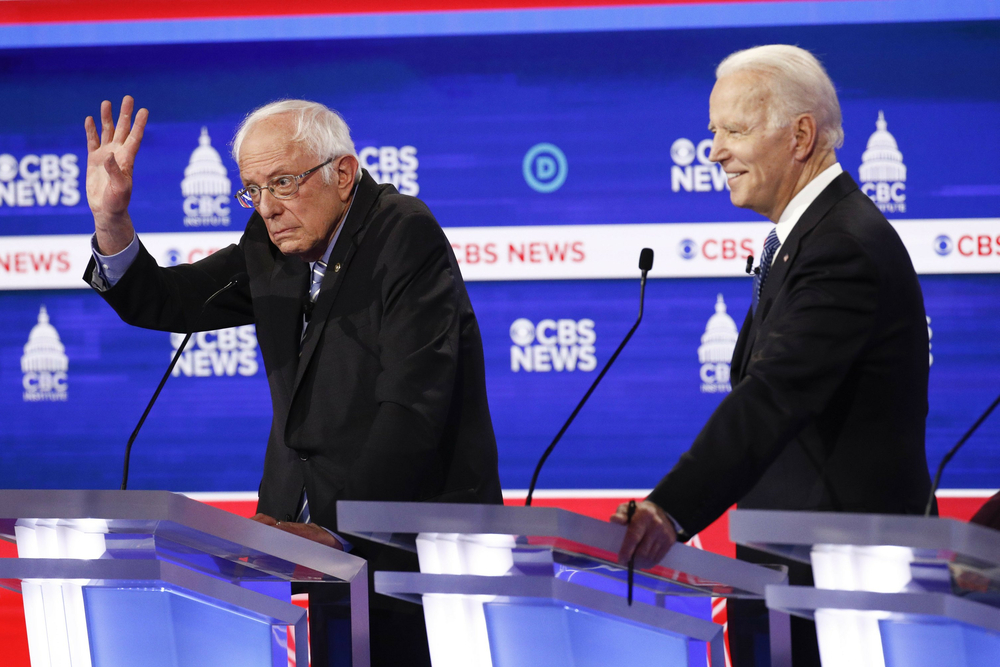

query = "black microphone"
[745,255,755,275]
[924,390,1000,516]
[120,273,248,490]
[525,249,654,506]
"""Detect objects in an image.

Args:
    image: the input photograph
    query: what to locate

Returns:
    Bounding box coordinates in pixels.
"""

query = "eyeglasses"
[234,157,334,209]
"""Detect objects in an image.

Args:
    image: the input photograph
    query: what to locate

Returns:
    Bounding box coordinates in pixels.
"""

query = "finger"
[113,95,134,144]
[275,522,301,535]
[250,513,277,525]
[124,107,148,155]
[100,100,114,145]
[85,116,100,152]
[105,153,125,183]
[609,502,631,524]
[618,520,647,564]
[637,531,668,565]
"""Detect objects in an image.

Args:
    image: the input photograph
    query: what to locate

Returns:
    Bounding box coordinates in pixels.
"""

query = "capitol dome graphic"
[181,127,231,197]
[698,294,739,364]
[21,305,68,373]
[859,111,906,184]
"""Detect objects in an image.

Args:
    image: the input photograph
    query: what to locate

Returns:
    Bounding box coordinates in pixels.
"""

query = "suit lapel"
[292,170,381,397]
[259,223,310,408]
[736,172,860,378]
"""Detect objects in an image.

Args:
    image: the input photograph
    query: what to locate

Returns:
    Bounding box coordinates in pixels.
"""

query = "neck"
[768,150,837,222]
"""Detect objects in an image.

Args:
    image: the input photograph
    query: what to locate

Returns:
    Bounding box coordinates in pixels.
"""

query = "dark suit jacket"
[649,172,932,536]
[86,170,503,533]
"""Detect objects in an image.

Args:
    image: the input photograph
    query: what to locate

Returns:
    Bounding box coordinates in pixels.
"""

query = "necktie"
[295,262,328,519]
[301,260,327,347]
[752,228,780,315]
[309,259,327,304]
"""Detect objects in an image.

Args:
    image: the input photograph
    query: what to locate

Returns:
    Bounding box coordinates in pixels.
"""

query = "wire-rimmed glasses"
[234,157,334,209]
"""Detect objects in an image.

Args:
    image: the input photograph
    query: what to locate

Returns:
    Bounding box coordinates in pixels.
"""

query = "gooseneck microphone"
[525,248,654,506]
[924,390,1000,516]
[120,273,248,490]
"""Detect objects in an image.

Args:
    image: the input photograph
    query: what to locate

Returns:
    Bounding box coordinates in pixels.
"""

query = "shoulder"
[366,184,449,252]
[812,188,910,265]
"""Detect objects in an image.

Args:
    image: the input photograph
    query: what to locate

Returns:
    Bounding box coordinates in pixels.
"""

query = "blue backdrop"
[2,18,999,492]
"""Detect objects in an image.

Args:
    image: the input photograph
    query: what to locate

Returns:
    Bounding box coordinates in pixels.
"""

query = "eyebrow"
[241,168,295,187]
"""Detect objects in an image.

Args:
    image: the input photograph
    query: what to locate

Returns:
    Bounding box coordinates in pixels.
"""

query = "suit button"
[284,514,293,522]
[298,451,309,461]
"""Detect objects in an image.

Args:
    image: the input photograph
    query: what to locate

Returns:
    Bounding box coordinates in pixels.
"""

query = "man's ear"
[338,155,360,200]
[792,113,819,161]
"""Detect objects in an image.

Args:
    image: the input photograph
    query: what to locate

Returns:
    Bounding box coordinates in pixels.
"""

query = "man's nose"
[708,135,726,163]
[256,189,283,217]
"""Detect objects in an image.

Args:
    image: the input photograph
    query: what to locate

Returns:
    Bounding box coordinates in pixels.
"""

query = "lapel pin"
[783,254,789,262]
[334,263,342,273]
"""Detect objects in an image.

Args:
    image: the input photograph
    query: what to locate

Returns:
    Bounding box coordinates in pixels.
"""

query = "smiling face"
[237,115,350,262]
[708,71,802,222]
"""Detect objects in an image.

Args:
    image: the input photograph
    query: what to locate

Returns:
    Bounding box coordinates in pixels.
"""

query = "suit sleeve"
[345,212,463,501]
[84,238,254,333]
[648,232,880,535]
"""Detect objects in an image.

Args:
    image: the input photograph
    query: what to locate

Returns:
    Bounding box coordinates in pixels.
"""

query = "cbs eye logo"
[509,317,596,373]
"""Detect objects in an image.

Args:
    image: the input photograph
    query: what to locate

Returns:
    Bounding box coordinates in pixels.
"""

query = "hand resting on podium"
[610,500,677,569]
[250,513,345,550]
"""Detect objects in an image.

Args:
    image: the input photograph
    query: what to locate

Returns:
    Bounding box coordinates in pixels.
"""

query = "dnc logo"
[523,143,568,193]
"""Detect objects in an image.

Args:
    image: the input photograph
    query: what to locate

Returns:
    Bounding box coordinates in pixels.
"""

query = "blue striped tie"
[296,260,329,516]
[296,490,311,523]
[309,260,327,304]
[300,260,327,349]
[752,228,780,315]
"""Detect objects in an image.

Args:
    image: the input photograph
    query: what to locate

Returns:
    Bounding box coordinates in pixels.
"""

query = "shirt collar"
[774,162,843,245]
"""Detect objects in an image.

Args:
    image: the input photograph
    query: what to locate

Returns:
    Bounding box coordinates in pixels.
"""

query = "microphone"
[924,390,1000,516]
[120,273,248,490]
[525,249,654,506]
[745,255,755,275]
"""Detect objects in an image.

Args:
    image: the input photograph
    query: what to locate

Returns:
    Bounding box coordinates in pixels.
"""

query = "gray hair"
[231,99,357,183]
[716,45,844,151]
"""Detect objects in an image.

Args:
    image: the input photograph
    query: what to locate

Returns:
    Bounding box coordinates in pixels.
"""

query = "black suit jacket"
[86,170,503,531]
[649,172,932,536]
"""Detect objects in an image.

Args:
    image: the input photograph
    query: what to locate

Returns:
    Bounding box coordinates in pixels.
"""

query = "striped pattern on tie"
[752,228,781,315]
[296,489,311,523]
[309,259,327,303]
[301,259,328,349]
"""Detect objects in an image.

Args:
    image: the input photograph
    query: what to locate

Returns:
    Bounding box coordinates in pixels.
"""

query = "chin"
[729,193,749,210]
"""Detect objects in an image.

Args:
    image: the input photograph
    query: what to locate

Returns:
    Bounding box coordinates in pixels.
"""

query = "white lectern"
[0,490,369,667]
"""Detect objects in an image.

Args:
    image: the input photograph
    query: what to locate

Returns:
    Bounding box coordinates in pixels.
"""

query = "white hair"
[716,44,844,151]
[231,99,357,183]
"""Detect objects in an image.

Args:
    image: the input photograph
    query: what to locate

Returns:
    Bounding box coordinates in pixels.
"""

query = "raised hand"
[610,499,677,569]
[85,96,148,255]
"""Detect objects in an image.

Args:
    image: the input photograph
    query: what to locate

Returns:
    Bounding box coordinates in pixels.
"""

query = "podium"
[730,509,1000,667]
[0,490,370,667]
[337,501,789,667]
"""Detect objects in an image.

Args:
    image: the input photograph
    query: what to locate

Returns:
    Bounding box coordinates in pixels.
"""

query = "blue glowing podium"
[730,510,1000,667]
[0,490,369,667]
[338,501,789,667]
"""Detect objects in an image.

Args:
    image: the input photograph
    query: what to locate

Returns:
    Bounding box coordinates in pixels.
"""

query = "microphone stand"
[120,276,244,490]
[924,390,1000,516]
[525,250,653,506]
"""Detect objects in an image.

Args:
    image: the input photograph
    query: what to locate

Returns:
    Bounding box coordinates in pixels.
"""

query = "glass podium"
[730,509,1000,667]
[0,490,370,667]
[337,501,790,667]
